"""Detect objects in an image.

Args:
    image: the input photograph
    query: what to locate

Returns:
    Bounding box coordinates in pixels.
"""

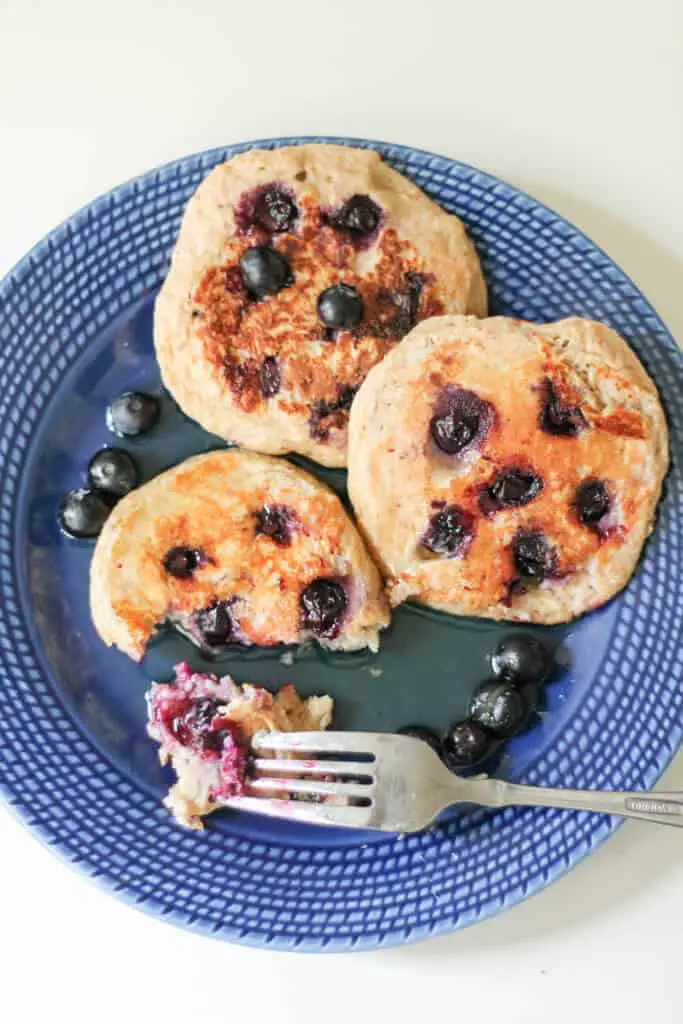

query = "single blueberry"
[430,388,491,455]
[335,194,381,236]
[490,633,553,685]
[469,679,529,738]
[87,447,138,498]
[255,505,293,545]
[442,720,498,770]
[58,488,113,539]
[239,245,292,297]
[512,529,556,581]
[196,601,235,648]
[481,467,543,514]
[107,391,160,438]
[317,283,364,329]
[251,187,297,233]
[163,546,203,579]
[421,505,474,558]
[300,578,348,638]
[575,478,610,526]
[539,379,586,437]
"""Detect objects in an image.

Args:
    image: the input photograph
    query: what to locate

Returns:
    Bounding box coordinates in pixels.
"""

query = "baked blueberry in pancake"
[89,449,390,660]
[348,315,669,624]
[154,144,487,468]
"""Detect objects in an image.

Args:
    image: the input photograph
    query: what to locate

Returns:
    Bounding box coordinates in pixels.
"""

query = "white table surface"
[1,2,681,1021]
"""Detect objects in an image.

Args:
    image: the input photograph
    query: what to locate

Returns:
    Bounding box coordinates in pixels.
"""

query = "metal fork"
[228,731,683,832]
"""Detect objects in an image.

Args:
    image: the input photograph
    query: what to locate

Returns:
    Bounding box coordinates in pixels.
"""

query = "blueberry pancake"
[90,449,390,660]
[348,316,669,624]
[154,144,487,468]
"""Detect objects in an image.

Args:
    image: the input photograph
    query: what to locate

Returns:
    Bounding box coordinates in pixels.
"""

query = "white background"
[1,2,681,1022]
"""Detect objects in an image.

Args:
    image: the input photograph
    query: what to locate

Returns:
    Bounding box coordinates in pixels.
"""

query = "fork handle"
[462,777,683,828]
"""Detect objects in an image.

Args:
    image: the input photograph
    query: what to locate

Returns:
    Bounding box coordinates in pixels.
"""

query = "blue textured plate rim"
[0,135,681,952]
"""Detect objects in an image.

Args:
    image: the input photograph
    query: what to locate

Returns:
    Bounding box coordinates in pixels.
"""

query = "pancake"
[90,448,390,659]
[347,315,669,624]
[155,144,486,468]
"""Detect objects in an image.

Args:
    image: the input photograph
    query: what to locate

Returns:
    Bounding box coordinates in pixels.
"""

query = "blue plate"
[1,137,681,951]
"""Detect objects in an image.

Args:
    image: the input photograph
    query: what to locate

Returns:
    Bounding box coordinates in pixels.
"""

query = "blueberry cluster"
[57,391,159,539]
[399,634,553,772]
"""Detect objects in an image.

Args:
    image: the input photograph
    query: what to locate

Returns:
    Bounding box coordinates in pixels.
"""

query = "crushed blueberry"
[421,505,474,558]
[539,379,586,437]
[169,697,233,757]
[480,467,543,515]
[258,356,281,397]
[196,601,236,648]
[511,529,557,582]
[239,245,292,297]
[254,504,293,545]
[235,183,298,235]
[430,387,493,456]
[317,283,364,329]
[575,478,610,526]
[309,386,357,441]
[164,546,204,579]
[300,578,348,639]
[328,194,382,240]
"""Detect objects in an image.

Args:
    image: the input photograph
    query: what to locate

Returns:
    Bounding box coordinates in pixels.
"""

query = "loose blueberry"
[575,478,610,526]
[107,391,160,437]
[317,283,364,329]
[163,546,203,579]
[196,601,236,648]
[421,505,474,558]
[58,488,112,539]
[87,447,138,498]
[491,634,553,685]
[255,505,293,545]
[334,194,381,237]
[239,245,292,297]
[539,379,586,437]
[258,356,281,397]
[442,720,497,770]
[300,578,348,639]
[480,467,543,514]
[397,725,441,755]
[512,529,556,582]
[251,187,297,234]
[469,679,529,738]
[430,388,492,456]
